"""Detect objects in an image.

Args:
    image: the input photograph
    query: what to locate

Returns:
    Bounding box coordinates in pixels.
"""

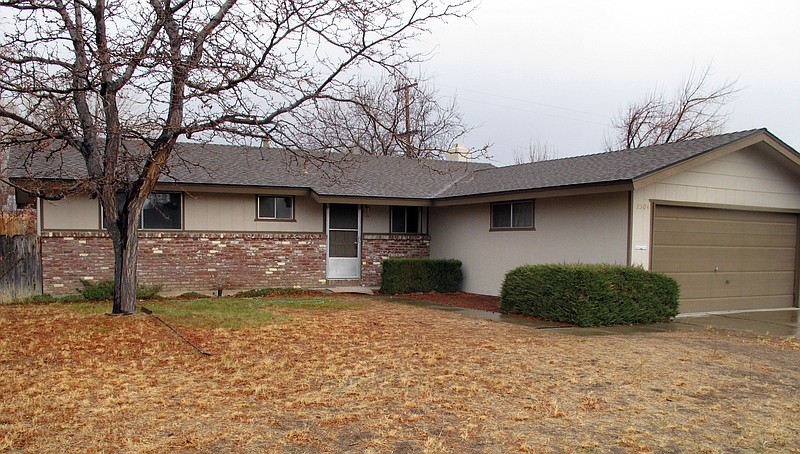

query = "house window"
[491,200,534,230]
[390,206,420,233]
[142,192,182,229]
[101,192,182,230]
[257,195,294,220]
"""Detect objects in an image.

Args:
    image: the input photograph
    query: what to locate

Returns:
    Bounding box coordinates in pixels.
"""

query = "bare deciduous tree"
[0,0,476,314]
[512,139,557,164]
[295,71,487,160]
[607,65,739,150]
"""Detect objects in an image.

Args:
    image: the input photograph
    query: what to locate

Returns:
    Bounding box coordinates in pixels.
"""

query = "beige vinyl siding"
[41,196,99,230]
[362,205,390,234]
[429,192,629,296]
[651,205,797,312]
[631,146,800,269]
[42,192,325,232]
[184,193,323,232]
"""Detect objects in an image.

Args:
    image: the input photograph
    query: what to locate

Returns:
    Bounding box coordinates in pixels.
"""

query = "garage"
[651,205,798,313]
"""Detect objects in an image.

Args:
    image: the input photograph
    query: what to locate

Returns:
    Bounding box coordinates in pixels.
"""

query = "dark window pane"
[328,230,358,257]
[258,196,275,218]
[492,203,511,228]
[143,192,181,230]
[390,206,406,233]
[512,201,534,228]
[406,207,419,233]
[275,197,293,219]
[329,204,359,229]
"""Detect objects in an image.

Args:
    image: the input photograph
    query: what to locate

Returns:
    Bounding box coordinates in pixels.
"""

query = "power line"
[450,95,610,127]
[439,83,612,120]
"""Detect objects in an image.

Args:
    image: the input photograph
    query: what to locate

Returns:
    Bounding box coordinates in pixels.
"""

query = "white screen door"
[326,204,361,279]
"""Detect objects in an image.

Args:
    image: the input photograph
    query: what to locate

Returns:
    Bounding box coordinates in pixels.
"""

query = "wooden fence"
[0,234,42,302]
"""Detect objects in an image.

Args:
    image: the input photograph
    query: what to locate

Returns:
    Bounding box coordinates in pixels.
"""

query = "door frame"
[326,204,362,280]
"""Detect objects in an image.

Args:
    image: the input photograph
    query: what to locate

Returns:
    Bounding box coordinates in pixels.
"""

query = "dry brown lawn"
[1,296,799,453]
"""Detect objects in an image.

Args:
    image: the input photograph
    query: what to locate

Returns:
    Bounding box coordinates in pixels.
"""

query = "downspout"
[36,196,41,236]
[626,190,633,266]
[36,196,43,296]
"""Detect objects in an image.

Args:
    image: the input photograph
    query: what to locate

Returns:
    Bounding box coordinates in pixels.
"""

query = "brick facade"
[41,231,431,295]
[360,234,430,286]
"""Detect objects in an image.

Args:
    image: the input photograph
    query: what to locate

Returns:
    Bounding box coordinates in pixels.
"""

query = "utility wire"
[439,83,612,120]
[454,96,610,126]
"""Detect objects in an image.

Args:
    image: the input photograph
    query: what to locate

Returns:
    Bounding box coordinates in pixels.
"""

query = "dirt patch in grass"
[2,296,799,452]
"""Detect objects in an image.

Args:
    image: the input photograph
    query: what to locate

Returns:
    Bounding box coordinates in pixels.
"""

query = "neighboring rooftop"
[7,129,789,200]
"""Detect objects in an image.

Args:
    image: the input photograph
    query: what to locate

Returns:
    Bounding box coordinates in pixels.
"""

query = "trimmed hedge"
[500,264,679,327]
[380,258,463,294]
[79,280,163,301]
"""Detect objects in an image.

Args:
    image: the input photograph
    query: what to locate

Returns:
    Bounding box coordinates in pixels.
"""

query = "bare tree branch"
[607,64,740,150]
[289,71,488,160]
[512,139,557,165]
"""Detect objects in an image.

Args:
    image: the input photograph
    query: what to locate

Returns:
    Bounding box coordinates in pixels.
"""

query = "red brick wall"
[360,234,430,286]
[42,231,327,295]
[41,231,431,295]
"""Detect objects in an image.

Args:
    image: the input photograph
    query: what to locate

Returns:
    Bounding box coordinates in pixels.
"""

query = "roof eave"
[432,180,634,207]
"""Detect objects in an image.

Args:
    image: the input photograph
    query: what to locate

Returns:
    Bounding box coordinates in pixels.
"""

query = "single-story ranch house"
[8,128,800,313]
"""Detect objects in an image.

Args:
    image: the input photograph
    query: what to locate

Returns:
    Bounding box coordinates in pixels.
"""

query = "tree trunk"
[110,215,139,314]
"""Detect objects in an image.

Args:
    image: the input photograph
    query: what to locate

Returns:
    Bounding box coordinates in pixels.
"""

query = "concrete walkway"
[675,309,799,338]
[381,296,799,338]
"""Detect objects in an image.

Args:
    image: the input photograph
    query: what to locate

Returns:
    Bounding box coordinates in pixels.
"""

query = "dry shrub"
[0,209,36,236]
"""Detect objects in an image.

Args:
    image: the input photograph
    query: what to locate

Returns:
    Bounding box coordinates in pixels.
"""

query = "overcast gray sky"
[417,0,799,165]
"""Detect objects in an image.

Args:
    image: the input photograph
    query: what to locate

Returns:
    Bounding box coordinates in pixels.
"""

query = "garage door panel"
[669,271,796,299]
[652,205,798,313]
[655,206,796,224]
[652,246,796,273]
[654,217,797,238]
[680,295,795,313]
[653,231,796,248]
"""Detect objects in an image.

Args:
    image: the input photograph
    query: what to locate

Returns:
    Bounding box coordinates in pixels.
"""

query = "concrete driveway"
[675,309,799,339]
[387,297,800,339]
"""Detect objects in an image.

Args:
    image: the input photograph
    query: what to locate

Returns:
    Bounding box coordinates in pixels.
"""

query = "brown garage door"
[651,205,798,313]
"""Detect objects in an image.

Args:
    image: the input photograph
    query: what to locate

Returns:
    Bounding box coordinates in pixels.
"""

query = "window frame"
[490,200,535,231]
[256,195,295,221]
[100,191,183,231]
[390,205,421,234]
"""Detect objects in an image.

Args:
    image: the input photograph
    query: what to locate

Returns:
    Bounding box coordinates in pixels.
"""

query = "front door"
[326,204,361,280]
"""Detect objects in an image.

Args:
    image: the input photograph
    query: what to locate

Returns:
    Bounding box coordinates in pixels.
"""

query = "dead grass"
[1,297,799,452]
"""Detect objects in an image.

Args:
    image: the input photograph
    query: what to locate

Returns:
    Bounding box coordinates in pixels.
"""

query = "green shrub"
[58,294,86,303]
[136,284,163,300]
[178,291,211,299]
[500,264,679,327]
[79,280,163,301]
[24,294,57,303]
[233,288,304,298]
[380,258,463,294]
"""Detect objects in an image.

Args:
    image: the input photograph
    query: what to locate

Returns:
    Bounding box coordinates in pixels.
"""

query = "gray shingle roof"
[436,129,768,198]
[5,142,493,199]
[167,144,493,199]
[6,129,777,200]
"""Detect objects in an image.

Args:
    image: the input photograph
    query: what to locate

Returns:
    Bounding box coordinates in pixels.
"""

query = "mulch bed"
[395,291,501,312]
